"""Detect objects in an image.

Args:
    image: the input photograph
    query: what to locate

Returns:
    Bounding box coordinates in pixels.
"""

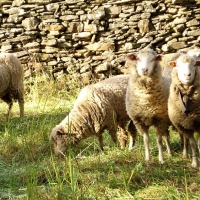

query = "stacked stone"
[0,0,199,83]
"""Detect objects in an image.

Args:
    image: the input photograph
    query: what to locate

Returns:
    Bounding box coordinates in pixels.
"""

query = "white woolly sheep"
[0,53,24,117]
[126,48,172,163]
[50,74,137,157]
[168,53,200,168]
[167,48,200,154]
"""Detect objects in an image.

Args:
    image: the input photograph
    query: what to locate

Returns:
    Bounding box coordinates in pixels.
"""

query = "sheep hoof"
[191,162,198,168]
[159,160,164,164]
[145,158,151,163]
[182,154,188,159]
[128,146,133,151]
[168,153,173,157]
[120,147,125,151]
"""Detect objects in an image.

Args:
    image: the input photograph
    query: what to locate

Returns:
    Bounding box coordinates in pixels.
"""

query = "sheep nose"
[185,73,191,77]
[142,68,148,72]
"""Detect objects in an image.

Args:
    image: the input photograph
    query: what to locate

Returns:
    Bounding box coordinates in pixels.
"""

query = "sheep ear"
[56,129,65,135]
[155,55,162,61]
[168,61,176,68]
[127,54,137,61]
[195,61,200,66]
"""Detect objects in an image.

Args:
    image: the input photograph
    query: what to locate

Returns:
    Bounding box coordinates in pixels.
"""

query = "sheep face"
[50,126,68,158]
[169,55,199,85]
[127,49,161,77]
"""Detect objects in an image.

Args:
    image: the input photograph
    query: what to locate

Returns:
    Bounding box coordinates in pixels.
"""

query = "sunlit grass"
[0,74,200,199]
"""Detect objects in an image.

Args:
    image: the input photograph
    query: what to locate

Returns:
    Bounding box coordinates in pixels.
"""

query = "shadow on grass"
[0,112,67,163]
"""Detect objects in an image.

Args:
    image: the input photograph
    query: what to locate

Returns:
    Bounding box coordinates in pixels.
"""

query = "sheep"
[168,53,200,168]
[50,74,137,158]
[125,48,172,163]
[0,53,24,117]
[167,48,200,155]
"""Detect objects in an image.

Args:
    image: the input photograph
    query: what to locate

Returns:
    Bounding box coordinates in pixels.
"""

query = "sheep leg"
[196,130,200,155]
[18,97,24,117]
[177,126,189,158]
[155,125,171,163]
[117,121,137,150]
[143,131,150,162]
[188,134,198,168]
[163,133,172,156]
[127,120,137,151]
[6,102,13,116]
[155,125,172,163]
[198,132,200,155]
[128,134,135,151]
[155,132,164,164]
[1,95,13,117]
[98,134,104,150]
[109,112,118,145]
[110,130,117,144]
[182,134,189,159]
[134,123,150,161]
[117,127,127,150]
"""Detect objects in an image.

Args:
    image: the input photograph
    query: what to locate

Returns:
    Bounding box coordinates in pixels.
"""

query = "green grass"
[0,74,200,200]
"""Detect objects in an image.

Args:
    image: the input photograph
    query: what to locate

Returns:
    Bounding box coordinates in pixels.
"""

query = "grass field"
[0,74,200,200]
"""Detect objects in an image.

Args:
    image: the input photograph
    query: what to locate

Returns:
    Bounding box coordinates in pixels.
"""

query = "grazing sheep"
[0,53,24,117]
[126,48,172,163]
[168,53,200,168]
[50,74,137,158]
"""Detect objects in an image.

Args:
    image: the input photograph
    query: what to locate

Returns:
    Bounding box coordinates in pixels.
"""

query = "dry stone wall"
[0,0,200,83]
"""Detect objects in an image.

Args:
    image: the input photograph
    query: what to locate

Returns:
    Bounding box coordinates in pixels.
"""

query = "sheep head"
[169,54,200,86]
[50,125,69,158]
[50,123,78,158]
[127,48,162,76]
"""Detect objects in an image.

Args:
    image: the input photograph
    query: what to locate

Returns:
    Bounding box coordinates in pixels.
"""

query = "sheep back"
[65,75,130,134]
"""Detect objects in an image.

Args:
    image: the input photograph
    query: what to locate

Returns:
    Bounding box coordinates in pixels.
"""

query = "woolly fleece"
[0,53,24,117]
[50,74,137,157]
[126,48,172,163]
